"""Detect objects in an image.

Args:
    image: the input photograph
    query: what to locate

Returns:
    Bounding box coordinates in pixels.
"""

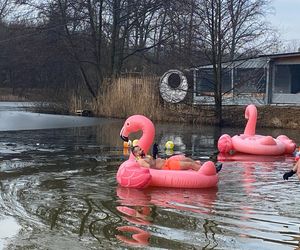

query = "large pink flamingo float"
[218,104,296,156]
[118,115,218,189]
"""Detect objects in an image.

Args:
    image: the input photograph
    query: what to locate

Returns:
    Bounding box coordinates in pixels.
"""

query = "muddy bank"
[221,105,299,129]
[88,77,300,129]
[95,104,300,129]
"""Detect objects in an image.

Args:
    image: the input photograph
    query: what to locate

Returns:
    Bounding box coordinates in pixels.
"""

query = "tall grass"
[0,94,26,101]
[95,76,164,120]
[94,76,217,124]
[0,88,27,101]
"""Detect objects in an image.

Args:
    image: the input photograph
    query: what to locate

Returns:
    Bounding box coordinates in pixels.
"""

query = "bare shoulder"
[137,158,150,168]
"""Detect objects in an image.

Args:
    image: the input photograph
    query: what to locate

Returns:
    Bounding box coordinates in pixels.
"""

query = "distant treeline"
[0,0,277,105]
[0,0,288,126]
[0,0,210,99]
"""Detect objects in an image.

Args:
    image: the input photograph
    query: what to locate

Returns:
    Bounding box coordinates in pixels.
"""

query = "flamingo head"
[245,104,257,120]
[120,116,140,142]
[120,115,155,155]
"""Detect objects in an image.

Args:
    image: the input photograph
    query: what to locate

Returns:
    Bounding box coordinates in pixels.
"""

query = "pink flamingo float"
[118,115,218,189]
[218,104,296,156]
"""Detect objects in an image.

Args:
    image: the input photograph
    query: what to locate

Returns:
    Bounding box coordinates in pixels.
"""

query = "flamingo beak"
[120,127,129,141]
[120,134,129,142]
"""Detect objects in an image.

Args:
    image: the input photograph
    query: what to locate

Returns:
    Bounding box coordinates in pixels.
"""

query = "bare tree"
[0,0,16,21]
[192,0,274,125]
[0,0,278,113]
[110,0,169,76]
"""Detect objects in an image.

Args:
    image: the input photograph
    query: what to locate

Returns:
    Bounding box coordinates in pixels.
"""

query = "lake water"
[0,102,300,249]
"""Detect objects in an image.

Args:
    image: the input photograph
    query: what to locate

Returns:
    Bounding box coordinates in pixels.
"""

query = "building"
[191,52,300,105]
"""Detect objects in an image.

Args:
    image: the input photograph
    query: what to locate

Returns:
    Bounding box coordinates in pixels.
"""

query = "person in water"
[132,145,201,170]
[132,145,222,172]
[283,159,300,180]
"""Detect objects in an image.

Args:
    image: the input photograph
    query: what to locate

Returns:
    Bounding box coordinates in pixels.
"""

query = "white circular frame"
[159,69,188,103]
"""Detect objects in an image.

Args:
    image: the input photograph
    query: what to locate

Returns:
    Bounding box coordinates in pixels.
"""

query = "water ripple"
[0,117,299,249]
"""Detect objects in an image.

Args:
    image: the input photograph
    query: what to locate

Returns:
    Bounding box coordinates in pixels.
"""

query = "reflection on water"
[0,105,300,249]
[0,102,35,111]
[0,217,20,249]
[0,111,110,131]
[115,186,219,248]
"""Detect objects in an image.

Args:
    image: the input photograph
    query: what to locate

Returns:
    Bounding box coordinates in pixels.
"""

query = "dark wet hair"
[131,145,140,156]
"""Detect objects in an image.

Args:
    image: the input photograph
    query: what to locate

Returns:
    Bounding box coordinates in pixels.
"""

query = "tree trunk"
[110,0,121,79]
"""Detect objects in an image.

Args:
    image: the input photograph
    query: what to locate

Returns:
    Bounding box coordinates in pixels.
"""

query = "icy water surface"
[0,103,300,249]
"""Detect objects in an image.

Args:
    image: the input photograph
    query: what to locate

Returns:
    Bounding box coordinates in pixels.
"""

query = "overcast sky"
[268,0,300,42]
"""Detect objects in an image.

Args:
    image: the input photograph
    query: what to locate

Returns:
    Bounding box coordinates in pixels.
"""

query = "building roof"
[195,57,268,69]
[193,52,300,70]
[260,51,300,59]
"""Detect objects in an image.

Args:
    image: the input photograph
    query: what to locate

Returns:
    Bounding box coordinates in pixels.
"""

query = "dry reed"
[95,76,165,120]
[93,76,217,124]
[0,94,26,101]
[0,88,27,101]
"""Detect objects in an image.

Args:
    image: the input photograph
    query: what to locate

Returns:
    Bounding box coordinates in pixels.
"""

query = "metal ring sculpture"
[159,69,188,103]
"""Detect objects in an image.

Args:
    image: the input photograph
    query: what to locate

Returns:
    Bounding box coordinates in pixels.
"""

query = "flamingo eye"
[126,122,130,126]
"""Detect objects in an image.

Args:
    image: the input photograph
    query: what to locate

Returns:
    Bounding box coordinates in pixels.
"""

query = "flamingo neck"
[139,123,155,153]
[243,105,257,136]
[128,116,155,160]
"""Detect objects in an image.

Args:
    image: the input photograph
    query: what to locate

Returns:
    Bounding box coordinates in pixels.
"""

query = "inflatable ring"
[217,104,296,155]
[118,115,218,189]
[159,69,188,103]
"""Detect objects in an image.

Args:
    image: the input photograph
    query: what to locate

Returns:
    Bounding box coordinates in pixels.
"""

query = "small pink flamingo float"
[118,115,218,189]
[218,104,296,156]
